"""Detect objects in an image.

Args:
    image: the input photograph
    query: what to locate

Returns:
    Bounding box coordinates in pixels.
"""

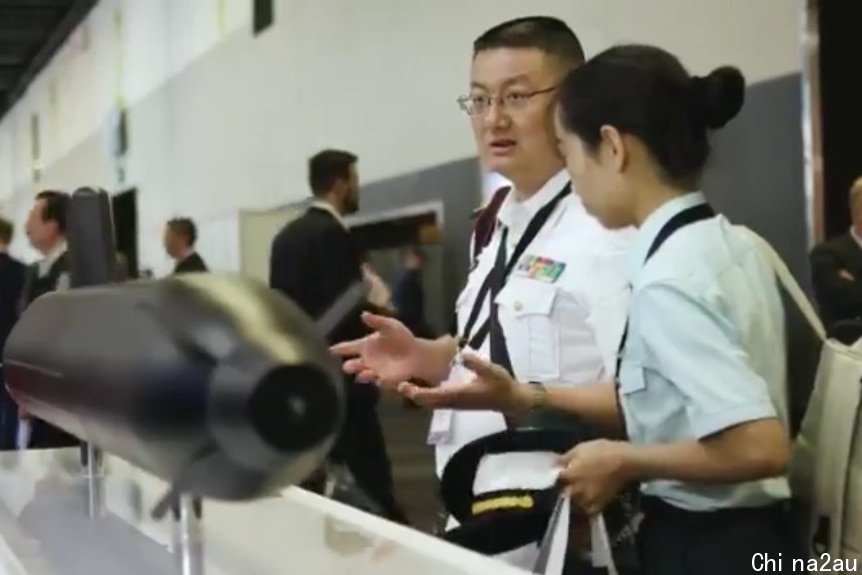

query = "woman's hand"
[330,312,424,389]
[558,439,633,515]
[397,353,531,414]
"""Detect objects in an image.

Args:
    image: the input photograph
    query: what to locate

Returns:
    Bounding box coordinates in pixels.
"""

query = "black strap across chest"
[459,184,571,353]
[615,202,716,437]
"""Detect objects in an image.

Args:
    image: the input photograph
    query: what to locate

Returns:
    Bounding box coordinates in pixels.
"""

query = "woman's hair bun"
[691,66,746,129]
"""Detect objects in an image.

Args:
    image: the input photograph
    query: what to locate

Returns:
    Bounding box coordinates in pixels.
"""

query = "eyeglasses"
[457,86,557,116]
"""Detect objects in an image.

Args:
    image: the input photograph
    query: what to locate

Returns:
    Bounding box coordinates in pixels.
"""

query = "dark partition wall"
[356,158,482,329]
[819,0,862,238]
[702,72,818,431]
[703,73,810,282]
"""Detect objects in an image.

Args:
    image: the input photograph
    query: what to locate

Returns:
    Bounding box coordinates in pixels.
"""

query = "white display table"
[0,449,528,575]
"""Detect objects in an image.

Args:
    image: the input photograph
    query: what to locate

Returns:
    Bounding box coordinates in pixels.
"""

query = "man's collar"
[44,240,67,266]
[627,191,708,280]
[850,226,862,251]
[177,247,195,262]
[37,240,67,277]
[497,169,570,229]
[311,200,347,229]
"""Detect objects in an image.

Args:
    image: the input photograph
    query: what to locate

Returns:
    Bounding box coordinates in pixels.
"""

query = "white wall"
[0,0,804,272]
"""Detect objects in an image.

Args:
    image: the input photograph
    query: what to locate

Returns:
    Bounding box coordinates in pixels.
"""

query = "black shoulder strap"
[488,185,571,390]
[471,186,510,265]
[460,185,570,354]
[644,203,716,262]
[615,202,715,436]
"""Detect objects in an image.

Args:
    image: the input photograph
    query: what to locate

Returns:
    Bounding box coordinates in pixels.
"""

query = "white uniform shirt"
[434,170,633,477]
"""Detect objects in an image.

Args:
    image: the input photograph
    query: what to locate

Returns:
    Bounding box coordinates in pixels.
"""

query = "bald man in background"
[811,176,862,333]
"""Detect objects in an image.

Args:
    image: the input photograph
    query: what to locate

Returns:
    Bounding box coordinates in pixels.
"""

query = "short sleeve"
[636,282,777,439]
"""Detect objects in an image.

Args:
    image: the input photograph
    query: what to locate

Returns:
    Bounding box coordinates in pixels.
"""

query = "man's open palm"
[330,312,421,389]
[397,353,521,413]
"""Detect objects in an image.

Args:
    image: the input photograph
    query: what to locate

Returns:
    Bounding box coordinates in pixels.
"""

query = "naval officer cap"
[439,426,594,555]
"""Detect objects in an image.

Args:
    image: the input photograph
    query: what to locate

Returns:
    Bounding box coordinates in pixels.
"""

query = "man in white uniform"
[333,17,631,571]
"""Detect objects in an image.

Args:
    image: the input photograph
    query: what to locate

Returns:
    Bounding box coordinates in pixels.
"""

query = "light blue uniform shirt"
[617,192,791,511]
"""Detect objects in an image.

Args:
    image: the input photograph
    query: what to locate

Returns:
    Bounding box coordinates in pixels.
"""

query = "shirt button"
[514,301,523,312]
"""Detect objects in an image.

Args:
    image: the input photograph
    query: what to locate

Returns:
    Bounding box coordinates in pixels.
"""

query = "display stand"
[85,443,104,518]
[174,496,204,575]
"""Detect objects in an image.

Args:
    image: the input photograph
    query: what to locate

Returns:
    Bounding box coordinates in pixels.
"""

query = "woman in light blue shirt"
[395,45,800,573]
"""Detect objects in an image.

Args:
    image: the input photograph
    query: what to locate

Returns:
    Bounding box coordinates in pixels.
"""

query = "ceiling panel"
[0,0,97,120]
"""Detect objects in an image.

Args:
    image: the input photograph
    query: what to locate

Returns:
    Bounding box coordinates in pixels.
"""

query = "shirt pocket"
[495,279,560,380]
[616,343,649,439]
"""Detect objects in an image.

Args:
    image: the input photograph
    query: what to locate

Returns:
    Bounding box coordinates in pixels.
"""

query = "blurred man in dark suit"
[811,176,862,332]
[0,217,25,450]
[164,217,208,274]
[269,149,407,524]
[392,246,435,339]
[18,190,79,449]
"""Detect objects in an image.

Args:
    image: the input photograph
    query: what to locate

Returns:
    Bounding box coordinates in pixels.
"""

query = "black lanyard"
[615,202,716,437]
[459,184,571,353]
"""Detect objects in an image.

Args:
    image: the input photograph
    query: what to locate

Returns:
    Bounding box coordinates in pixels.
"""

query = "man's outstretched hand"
[330,312,423,389]
[396,353,528,415]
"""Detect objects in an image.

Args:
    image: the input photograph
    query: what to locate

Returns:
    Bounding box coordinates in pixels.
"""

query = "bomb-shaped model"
[3,273,348,506]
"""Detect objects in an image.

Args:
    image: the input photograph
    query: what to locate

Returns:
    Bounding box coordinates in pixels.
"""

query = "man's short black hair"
[474,16,585,69]
[35,190,69,234]
[167,217,197,247]
[0,217,13,245]
[308,149,358,197]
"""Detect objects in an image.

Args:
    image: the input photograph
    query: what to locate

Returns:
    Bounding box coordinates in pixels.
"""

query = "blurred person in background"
[18,190,79,449]
[0,217,25,450]
[392,245,435,339]
[164,217,208,274]
[810,175,862,335]
[361,255,395,312]
[270,149,407,524]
